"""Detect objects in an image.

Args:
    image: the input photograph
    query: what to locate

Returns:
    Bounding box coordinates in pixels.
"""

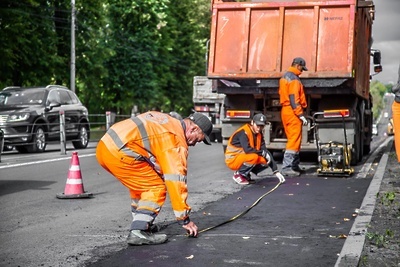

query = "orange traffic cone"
[56,152,92,199]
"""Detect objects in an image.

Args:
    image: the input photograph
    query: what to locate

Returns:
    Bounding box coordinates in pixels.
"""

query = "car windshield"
[0,89,46,106]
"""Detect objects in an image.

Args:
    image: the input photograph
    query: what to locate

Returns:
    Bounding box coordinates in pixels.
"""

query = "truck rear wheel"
[350,112,362,165]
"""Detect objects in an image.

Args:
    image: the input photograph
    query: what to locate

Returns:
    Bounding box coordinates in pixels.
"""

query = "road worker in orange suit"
[225,113,286,185]
[96,111,213,245]
[391,65,400,162]
[279,57,308,176]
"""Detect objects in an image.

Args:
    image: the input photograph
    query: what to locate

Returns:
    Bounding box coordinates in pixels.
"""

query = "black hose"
[197,180,283,234]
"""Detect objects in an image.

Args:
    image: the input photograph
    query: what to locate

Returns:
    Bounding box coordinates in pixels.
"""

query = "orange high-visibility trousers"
[281,106,302,152]
[392,101,400,162]
[226,153,267,171]
[96,140,167,215]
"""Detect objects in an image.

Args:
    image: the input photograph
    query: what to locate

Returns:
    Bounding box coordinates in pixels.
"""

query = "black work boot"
[292,166,305,173]
[282,151,300,176]
[281,168,300,177]
[149,223,169,233]
[127,230,168,246]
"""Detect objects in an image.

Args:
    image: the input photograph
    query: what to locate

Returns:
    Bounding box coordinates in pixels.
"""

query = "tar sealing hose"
[194,180,284,235]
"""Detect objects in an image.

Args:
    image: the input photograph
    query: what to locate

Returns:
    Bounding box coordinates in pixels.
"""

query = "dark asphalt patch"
[86,176,372,267]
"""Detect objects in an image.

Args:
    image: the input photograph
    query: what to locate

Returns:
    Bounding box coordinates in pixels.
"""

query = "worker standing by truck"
[279,57,308,176]
[207,1,380,164]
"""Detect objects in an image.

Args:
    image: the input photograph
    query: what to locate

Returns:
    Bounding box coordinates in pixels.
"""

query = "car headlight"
[8,113,30,122]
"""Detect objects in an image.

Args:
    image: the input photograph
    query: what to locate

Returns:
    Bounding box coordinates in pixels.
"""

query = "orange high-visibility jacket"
[279,66,307,116]
[225,124,261,165]
[100,111,191,221]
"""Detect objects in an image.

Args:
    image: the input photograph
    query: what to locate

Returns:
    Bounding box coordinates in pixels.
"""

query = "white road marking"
[356,137,391,179]
[0,153,96,170]
[67,234,121,238]
[335,139,392,266]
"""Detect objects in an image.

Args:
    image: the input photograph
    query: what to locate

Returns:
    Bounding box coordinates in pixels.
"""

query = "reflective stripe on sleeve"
[174,210,190,220]
[225,145,242,154]
[164,173,187,183]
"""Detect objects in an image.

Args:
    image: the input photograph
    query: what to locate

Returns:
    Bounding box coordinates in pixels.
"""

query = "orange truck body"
[206,0,380,164]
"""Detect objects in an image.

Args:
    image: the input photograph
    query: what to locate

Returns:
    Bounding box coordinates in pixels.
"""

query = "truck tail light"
[194,105,210,112]
[226,110,251,119]
[323,109,350,118]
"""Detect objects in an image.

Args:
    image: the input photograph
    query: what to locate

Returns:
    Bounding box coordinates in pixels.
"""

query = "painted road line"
[0,153,96,170]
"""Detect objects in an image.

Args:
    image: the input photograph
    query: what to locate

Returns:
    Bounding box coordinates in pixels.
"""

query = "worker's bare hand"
[182,221,198,237]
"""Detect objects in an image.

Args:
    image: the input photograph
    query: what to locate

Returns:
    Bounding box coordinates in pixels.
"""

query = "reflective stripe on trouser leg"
[131,198,139,219]
[127,163,166,230]
[130,210,157,231]
[130,198,156,231]
[95,142,166,231]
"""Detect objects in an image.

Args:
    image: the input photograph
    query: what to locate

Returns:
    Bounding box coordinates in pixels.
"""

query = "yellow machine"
[313,110,354,176]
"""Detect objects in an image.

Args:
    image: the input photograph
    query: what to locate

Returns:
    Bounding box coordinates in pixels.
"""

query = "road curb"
[335,138,392,266]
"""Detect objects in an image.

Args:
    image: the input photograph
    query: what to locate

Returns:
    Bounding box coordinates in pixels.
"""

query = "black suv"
[0,85,90,153]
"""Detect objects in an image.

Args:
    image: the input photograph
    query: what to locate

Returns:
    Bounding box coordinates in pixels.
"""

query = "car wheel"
[72,124,89,149]
[27,126,47,153]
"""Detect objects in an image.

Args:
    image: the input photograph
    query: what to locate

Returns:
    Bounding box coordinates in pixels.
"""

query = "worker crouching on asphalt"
[279,57,308,176]
[96,111,213,245]
[225,113,285,185]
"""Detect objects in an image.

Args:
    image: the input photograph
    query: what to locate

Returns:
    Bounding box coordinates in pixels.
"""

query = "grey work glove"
[274,171,286,184]
[261,150,271,162]
[299,115,308,126]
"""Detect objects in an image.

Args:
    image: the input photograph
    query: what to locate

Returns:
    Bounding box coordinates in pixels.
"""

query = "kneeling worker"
[225,113,285,185]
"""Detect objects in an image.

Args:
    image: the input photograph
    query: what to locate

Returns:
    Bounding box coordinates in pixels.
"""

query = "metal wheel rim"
[80,126,88,145]
[36,128,46,150]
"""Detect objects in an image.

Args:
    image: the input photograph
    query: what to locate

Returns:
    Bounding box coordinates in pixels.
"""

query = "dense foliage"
[0,0,210,116]
[370,80,393,121]
[0,0,392,118]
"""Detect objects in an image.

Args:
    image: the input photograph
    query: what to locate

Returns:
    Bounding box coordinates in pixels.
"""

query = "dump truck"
[207,0,382,164]
[193,76,225,142]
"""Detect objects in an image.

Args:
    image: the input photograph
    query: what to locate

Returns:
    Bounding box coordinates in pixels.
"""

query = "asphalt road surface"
[0,129,390,266]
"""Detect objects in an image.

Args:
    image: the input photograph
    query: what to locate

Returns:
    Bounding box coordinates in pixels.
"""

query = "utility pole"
[70,0,76,92]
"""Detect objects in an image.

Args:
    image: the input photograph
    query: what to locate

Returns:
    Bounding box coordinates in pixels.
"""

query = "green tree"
[0,0,63,87]
[95,0,212,116]
[99,0,169,114]
[370,80,389,121]
[0,0,213,117]
[73,0,110,113]
[157,0,211,116]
